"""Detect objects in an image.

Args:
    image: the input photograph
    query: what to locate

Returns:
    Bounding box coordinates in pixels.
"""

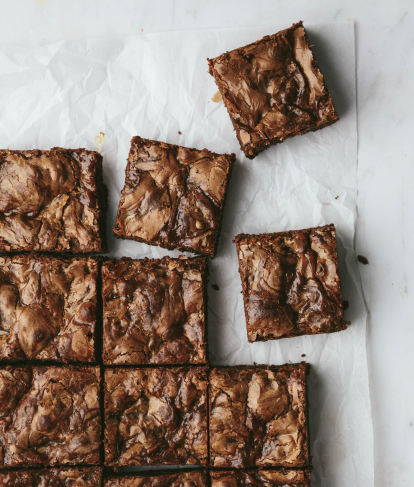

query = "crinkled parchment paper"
[0,21,373,487]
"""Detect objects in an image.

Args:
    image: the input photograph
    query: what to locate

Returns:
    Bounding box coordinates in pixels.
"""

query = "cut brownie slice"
[0,148,107,253]
[102,256,207,365]
[208,21,339,159]
[104,367,208,467]
[210,469,311,486]
[0,254,99,362]
[209,364,310,468]
[0,468,103,487]
[0,366,101,467]
[104,470,207,487]
[113,136,234,257]
[234,224,346,342]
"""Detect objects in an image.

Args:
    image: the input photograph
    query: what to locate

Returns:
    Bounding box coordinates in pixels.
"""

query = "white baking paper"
[0,21,373,487]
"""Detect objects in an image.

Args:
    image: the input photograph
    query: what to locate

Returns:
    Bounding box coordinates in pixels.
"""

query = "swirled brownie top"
[113,137,234,257]
[102,256,207,365]
[234,224,346,342]
[209,364,310,468]
[0,468,103,487]
[104,367,208,467]
[210,469,311,487]
[104,470,207,487]
[0,366,101,467]
[0,254,99,362]
[0,148,107,253]
[208,21,339,159]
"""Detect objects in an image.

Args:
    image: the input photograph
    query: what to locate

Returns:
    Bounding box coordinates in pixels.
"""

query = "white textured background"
[0,1,413,486]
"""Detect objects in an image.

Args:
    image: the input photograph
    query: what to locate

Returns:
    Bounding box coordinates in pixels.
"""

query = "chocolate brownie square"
[208,21,339,159]
[234,224,346,342]
[0,148,107,253]
[210,469,311,487]
[104,367,208,467]
[0,468,103,487]
[209,364,310,468]
[104,470,207,487]
[102,256,207,365]
[0,254,99,362]
[0,366,101,467]
[113,137,234,257]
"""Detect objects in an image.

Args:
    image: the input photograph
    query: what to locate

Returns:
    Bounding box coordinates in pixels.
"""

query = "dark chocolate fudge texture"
[104,367,208,467]
[208,21,339,159]
[0,148,107,253]
[210,469,311,487]
[0,254,99,362]
[113,136,234,257]
[0,366,101,467]
[104,470,207,487]
[209,364,310,468]
[102,256,207,365]
[0,468,103,487]
[234,224,346,342]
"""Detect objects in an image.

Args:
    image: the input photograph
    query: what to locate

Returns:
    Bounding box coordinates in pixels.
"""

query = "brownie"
[0,148,107,253]
[208,21,339,159]
[209,364,310,468]
[102,256,207,365]
[0,366,101,466]
[104,367,208,467]
[0,468,103,487]
[210,469,311,487]
[113,136,234,257]
[234,224,346,342]
[0,254,99,362]
[104,470,207,487]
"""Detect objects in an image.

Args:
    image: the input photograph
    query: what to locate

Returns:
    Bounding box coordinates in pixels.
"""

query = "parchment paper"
[0,21,373,487]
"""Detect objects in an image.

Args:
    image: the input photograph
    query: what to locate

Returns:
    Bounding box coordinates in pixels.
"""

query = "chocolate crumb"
[212,284,220,291]
[178,131,182,135]
[345,320,351,326]
[357,255,369,265]
[301,354,306,357]
[335,195,339,199]
[343,300,349,310]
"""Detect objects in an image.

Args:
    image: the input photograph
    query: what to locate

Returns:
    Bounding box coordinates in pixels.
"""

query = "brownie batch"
[0,21,347,487]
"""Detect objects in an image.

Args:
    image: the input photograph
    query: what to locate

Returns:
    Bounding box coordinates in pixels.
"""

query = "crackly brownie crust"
[0,254,99,362]
[208,21,339,159]
[234,224,346,342]
[210,469,311,486]
[102,256,207,365]
[113,137,235,257]
[0,148,107,253]
[0,366,101,467]
[104,470,207,487]
[0,467,103,487]
[209,364,310,468]
[104,367,208,467]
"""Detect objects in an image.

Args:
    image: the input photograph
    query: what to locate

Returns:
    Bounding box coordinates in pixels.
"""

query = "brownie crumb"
[212,284,220,291]
[345,320,351,326]
[301,354,306,357]
[335,195,339,199]
[357,255,369,265]
[178,131,182,134]
[343,300,349,310]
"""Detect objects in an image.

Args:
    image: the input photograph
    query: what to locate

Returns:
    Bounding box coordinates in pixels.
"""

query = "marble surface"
[1,1,413,485]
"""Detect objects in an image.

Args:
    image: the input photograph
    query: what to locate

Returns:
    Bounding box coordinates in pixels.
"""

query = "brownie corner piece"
[209,363,310,468]
[234,223,346,342]
[104,366,208,467]
[102,255,208,365]
[0,467,103,487]
[0,366,101,467]
[208,21,339,159]
[0,147,107,253]
[210,468,311,486]
[113,136,234,257]
[0,253,99,362]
